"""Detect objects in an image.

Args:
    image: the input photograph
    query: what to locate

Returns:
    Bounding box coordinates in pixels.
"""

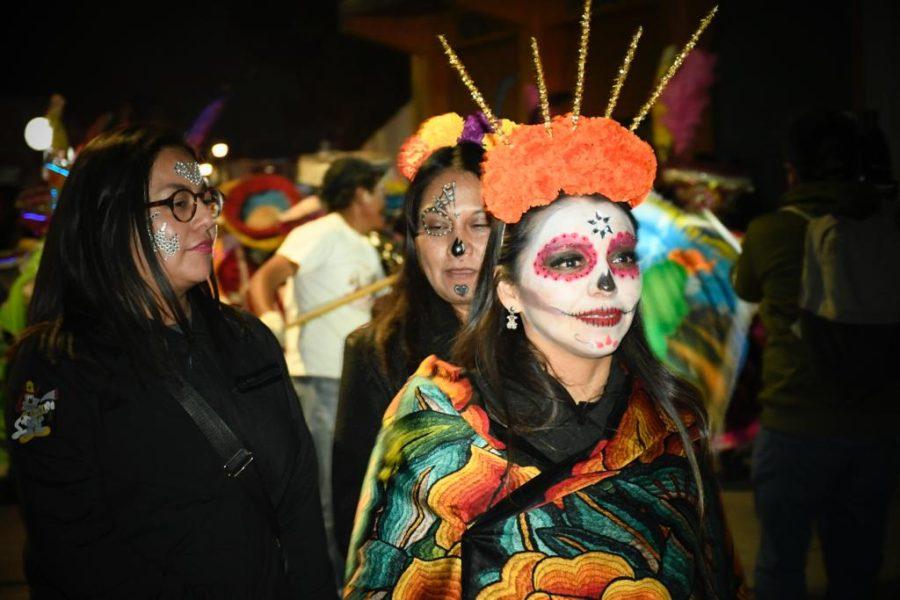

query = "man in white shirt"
[249,157,386,577]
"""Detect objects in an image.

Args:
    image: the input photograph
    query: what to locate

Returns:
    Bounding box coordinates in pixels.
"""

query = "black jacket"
[5,306,336,598]
[332,326,398,557]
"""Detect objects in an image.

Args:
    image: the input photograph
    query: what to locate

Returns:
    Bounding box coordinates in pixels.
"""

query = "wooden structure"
[341,0,716,136]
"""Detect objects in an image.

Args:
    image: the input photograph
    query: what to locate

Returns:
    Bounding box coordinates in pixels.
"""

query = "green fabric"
[733,182,899,436]
[0,245,42,476]
[641,259,689,360]
[0,245,42,336]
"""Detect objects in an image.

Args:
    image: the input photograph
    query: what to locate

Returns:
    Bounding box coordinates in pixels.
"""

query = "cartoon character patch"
[12,381,57,444]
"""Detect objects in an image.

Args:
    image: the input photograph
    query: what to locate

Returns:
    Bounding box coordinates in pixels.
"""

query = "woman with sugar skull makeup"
[4,126,335,598]
[343,6,746,599]
[333,113,503,558]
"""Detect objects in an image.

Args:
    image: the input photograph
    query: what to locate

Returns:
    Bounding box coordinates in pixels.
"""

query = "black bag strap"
[166,371,281,539]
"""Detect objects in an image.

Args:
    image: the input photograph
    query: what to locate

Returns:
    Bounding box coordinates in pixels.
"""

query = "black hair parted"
[367,142,486,387]
[23,125,220,371]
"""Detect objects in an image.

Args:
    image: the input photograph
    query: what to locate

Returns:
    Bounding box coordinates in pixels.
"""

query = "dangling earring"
[505,306,519,330]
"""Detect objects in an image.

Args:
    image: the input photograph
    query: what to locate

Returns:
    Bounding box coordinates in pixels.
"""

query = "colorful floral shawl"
[344,356,747,599]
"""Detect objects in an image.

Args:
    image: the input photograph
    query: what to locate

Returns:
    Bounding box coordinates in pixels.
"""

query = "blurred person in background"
[249,156,386,578]
[734,110,900,599]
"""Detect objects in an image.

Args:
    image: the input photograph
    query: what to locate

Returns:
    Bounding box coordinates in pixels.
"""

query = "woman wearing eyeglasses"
[4,126,336,598]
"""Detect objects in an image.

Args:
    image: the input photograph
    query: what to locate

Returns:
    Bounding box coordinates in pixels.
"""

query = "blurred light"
[199,163,214,177]
[211,142,229,158]
[23,212,49,222]
[24,117,53,151]
[44,163,70,177]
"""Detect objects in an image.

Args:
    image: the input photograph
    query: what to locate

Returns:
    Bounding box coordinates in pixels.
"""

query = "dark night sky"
[4,0,898,206]
[2,1,410,163]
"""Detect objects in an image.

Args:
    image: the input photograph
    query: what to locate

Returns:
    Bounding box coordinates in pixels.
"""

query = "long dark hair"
[369,142,485,387]
[22,125,221,370]
[453,196,710,515]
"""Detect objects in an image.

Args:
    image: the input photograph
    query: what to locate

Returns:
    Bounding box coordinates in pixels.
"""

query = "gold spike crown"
[439,3,717,223]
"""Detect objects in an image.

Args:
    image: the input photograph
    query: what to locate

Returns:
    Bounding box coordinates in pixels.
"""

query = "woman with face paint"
[344,9,746,599]
[333,113,497,559]
[4,126,336,598]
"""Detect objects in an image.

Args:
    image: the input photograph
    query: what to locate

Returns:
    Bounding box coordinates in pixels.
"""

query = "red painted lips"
[570,308,623,327]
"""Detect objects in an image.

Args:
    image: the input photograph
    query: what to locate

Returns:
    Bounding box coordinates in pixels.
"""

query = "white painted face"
[504,196,641,358]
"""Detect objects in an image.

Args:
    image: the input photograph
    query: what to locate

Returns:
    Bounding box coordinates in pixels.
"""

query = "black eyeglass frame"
[146,187,224,223]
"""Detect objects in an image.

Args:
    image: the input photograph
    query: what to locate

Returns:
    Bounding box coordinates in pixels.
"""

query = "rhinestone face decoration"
[420,182,457,237]
[148,220,180,259]
[174,161,203,187]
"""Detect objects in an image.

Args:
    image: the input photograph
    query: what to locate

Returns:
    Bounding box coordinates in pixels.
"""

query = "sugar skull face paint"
[509,197,641,359]
[415,170,488,310]
[173,160,203,187]
[607,232,639,279]
[587,211,613,238]
[533,233,598,282]
[420,182,458,237]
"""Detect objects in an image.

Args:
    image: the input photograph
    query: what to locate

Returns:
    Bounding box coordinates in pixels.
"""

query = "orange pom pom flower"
[482,114,657,223]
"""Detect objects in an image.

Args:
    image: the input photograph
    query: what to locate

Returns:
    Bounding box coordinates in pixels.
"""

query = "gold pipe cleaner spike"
[630,5,718,132]
[437,34,505,142]
[571,0,593,128]
[605,26,643,119]
[530,37,552,135]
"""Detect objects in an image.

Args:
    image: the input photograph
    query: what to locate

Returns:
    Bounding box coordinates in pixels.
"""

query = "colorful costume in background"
[345,357,745,599]
[633,193,752,436]
[213,173,316,307]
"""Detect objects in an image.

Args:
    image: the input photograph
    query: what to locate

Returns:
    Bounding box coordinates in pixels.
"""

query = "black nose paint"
[597,270,617,292]
[451,238,466,257]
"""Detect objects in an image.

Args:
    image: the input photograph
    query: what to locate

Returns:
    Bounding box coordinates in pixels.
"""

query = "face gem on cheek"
[607,231,639,279]
[533,233,598,281]
[148,221,180,260]
[453,284,469,297]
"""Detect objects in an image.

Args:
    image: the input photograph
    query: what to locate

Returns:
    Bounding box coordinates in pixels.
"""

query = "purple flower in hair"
[458,112,493,145]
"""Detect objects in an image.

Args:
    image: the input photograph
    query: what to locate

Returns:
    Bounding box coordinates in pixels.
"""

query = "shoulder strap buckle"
[224,447,254,478]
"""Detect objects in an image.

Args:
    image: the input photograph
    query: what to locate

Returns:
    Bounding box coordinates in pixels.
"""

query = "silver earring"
[506,306,518,330]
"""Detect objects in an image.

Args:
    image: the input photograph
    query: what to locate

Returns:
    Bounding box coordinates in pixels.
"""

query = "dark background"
[2,0,898,209]
[1,1,409,174]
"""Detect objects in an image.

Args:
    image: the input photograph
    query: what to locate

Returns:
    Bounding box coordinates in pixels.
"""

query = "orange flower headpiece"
[439,1,717,223]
